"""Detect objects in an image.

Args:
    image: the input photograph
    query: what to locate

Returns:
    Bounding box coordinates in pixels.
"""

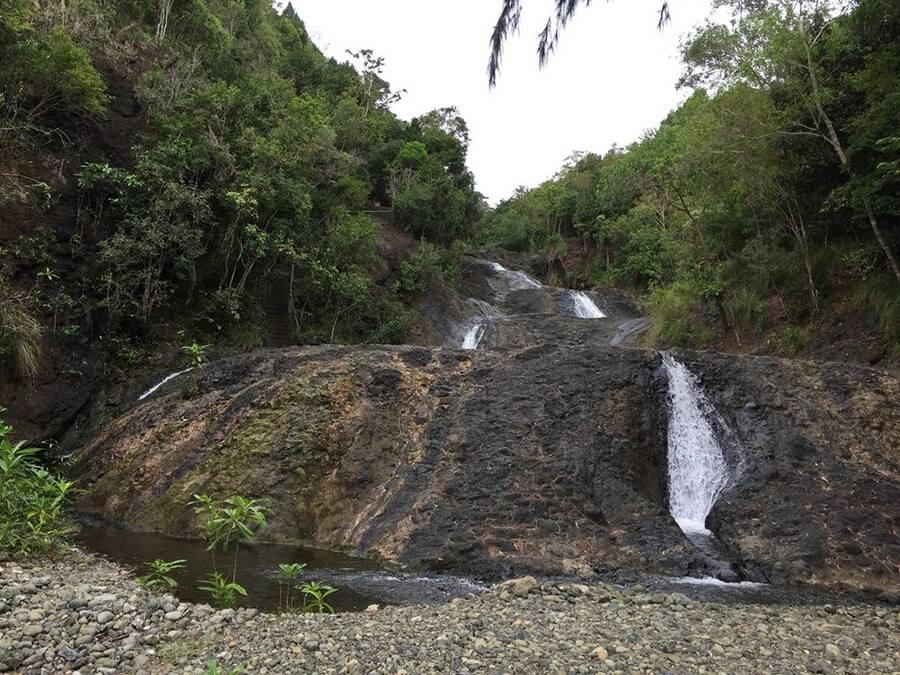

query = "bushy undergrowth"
[0,411,74,556]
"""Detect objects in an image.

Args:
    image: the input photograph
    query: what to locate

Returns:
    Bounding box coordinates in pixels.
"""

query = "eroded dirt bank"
[71,342,900,592]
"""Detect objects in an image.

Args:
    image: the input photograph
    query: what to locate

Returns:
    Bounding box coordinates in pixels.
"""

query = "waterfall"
[570,291,606,319]
[461,320,489,350]
[138,368,193,401]
[488,261,542,290]
[662,353,730,535]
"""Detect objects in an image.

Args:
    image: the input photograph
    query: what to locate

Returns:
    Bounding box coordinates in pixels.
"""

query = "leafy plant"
[397,242,444,294]
[198,572,247,609]
[299,581,338,614]
[204,661,244,675]
[182,342,211,369]
[190,494,269,605]
[137,559,186,591]
[276,562,306,612]
[779,325,810,355]
[0,411,75,555]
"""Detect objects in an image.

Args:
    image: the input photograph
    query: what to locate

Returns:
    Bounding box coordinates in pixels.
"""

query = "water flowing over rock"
[487,261,542,290]
[461,320,489,350]
[662,354,730,534]
[569,291,607,319]
[138,368,193,401]
[63,258,900,593]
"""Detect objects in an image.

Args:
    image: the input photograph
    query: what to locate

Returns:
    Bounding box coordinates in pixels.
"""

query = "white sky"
[289,0,714,203]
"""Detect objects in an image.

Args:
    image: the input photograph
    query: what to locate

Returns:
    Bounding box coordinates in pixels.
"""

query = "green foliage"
[276,562,306,612]
[779,325,810,355]
[204,661,244,675]
[0,4,109,119]
[481,0,900,347]
[0,411,75,556]
[137,559,186,590]
[198,572,247,609]
[191,494,269,553]
[4,0,481,357]
[191,493,269,603]
[298,580,337,614]
[646,281,715,348]
[854,273,900,337]
[398,243,444,294]
[182,343,211,369]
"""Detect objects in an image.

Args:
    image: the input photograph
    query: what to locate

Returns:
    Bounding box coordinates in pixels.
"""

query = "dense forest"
[0,0,481,379]
[478,0,899,355]
[1,0,898,384]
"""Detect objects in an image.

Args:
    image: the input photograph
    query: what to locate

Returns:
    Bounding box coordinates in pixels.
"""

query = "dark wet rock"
[69,341,900,592]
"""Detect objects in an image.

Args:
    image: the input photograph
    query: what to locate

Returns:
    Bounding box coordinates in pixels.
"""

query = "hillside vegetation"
[0,0,481,379]
[477,0,900,361]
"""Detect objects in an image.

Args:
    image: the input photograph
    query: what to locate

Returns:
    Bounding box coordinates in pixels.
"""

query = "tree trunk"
[156,0,174,45]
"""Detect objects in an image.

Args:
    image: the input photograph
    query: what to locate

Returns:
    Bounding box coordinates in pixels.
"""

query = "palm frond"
[489,1,674,86]
[488,0,523,87]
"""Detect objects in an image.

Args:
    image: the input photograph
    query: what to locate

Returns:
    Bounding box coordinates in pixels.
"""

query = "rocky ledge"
[71,343,900,590]
[2,551,899,674]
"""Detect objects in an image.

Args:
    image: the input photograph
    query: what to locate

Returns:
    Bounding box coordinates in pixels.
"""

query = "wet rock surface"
[70,339,900,592]
[4,554,899,674]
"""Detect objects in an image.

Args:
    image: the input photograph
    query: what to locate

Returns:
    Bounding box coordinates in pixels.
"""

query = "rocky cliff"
[70,336,900,591]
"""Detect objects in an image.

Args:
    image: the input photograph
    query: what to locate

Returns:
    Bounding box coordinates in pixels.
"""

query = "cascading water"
[488,261,542,290]
[461,320,489,350]
[662,353,730,535]
[138,368,193,401]
[569,291,607,319]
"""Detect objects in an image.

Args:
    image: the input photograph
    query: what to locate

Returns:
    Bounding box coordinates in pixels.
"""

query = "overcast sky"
[289,0,714,203]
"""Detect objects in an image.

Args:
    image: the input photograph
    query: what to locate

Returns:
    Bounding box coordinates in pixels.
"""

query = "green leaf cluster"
[0,410,75,556]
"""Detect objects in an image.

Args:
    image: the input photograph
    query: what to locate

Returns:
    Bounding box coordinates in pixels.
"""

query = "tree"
[682,0,900,286]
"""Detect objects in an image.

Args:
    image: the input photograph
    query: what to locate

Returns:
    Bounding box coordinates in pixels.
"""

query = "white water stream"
[461,320,489,350]
[570,291,606,319]
[138,368,193,401]
[662,354,730,535]
[488,261,542,290]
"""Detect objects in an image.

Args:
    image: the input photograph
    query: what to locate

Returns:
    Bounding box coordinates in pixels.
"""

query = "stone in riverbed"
[96,610,114,624]
[498,577,537,598]
[591,646,609,660]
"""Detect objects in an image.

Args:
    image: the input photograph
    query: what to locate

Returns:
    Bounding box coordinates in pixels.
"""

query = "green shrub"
[854,272,900,337]
[726,286,767,332]
[367,302,409,345]
[298,580,337,614]
[276,562,306,612]
[779,325,810,355]
[137,558,186,590]
[0,411,75,556]
[29,27,109,117]
[646,281,715,348]
[398,242,444,294]
[198,572,246,608]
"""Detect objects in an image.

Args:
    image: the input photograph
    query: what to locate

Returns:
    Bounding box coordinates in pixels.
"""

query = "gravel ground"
[1,550,898,674]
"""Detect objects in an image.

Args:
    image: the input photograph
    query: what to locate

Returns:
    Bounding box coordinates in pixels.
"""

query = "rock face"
[71,339,900,591]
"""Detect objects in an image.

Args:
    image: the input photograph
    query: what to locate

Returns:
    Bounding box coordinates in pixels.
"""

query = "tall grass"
[0,283,43,381]
[854,273,900,337]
